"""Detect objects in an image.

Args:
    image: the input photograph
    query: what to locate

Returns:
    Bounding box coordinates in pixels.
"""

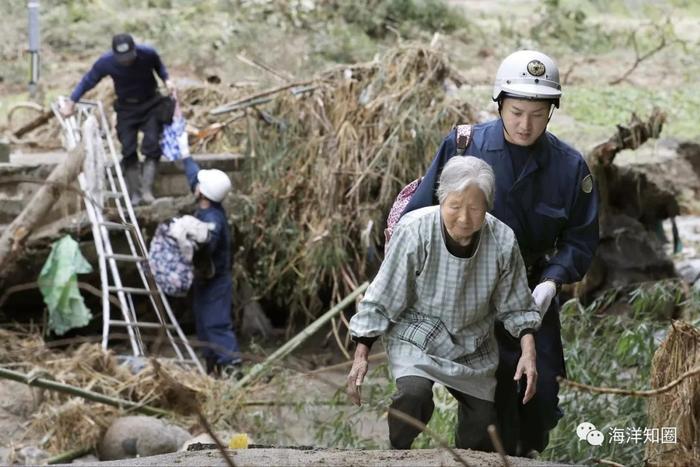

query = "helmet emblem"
[527,60,546,77]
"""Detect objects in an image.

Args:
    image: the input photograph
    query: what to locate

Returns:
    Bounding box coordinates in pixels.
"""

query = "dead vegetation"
[0,326,234,455]
[4,42,471,332]
[646,321,700,466]
[0,318,391,462]
[217,43,471,323]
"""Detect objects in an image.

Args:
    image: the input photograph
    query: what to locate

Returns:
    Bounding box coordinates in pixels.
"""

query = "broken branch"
[234,282,369,390]
[387,408,472,467]
[558,364,700,397]
[588,108,666,167]
[0,367,173,417]
[236,53,295,83]
[209,80,316,115]
[12,110,54,139]
[609,26,670,85]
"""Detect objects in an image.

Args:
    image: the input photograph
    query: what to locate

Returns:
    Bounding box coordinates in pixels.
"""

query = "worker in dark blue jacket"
[402,50,599,456]
[61,33,175,206]
[181,154,242,376]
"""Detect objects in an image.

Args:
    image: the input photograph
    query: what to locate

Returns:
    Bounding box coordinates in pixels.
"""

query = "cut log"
[0,143,85,284]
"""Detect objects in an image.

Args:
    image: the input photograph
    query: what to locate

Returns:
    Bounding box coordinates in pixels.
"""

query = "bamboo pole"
[234,281,369,390]
[0,367,173,418]
[46,446,93,465]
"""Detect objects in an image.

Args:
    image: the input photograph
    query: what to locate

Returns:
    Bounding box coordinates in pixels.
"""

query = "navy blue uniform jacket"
[183,158,231,279]
[70,45,169,103]
[403,119,599,285]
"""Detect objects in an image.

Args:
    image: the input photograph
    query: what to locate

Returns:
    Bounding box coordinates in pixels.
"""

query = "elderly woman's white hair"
[437,156,495,209]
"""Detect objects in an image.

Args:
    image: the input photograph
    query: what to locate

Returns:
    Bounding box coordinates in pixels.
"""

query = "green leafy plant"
[542,279,691,465]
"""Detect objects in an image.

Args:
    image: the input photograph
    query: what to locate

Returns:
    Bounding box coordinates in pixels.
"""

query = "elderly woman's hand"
[346,343,370,406]
[514,333,538,404]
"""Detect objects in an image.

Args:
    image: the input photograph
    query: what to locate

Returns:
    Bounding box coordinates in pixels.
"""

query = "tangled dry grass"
[7,43,471,327]
[0,327,248,455]
[646,320,700,466]
[218,43,472,322]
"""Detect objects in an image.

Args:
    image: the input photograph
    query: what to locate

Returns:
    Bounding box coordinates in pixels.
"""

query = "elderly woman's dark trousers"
[495,299,565,455]
[388,376,496,450]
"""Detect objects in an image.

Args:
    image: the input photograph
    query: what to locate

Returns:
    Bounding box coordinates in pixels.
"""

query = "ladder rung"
[110,320,176,330]
[100,221,132,230]
[105,254,146,262]
[103,191,124,199]
[108,286,157,295]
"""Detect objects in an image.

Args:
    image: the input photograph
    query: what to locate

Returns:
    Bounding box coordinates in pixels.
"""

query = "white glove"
[532,280,557,315]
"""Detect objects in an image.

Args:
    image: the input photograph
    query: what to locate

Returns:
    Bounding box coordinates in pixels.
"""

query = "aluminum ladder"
[52,97,204,374]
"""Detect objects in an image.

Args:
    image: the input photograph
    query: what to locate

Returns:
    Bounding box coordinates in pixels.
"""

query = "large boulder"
[98,415,190,461]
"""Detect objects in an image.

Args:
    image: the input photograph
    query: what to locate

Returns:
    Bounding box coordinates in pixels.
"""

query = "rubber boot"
[123,162,143,206]
[141,158,158,205]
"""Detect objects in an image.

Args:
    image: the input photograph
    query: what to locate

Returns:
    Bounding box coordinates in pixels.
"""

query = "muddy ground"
[56,447,569,466]
[1,0,700,465]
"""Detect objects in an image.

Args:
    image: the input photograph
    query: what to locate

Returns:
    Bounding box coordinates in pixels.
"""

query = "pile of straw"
[10,44,472,327]
[0,329,242,455]
[225,43,472,322]
[646,320,700,465]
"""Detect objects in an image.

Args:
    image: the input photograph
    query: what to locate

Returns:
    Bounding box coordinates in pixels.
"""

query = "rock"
[167,424,192,451]
[71,454,101,464]
[677,258,700,285]
[242,300,273,339]
[0,448,12,465]
[17,446,47,465]
[238,281,273,339]
[98,415,190,461]
[579,213,677,301]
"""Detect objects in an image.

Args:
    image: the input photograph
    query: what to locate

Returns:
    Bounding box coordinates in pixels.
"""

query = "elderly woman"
[346,156,541,451]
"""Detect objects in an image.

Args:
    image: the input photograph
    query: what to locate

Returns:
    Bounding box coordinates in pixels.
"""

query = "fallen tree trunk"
[0,143,85,284]
[576,109,681,302]
[588,108,668,222]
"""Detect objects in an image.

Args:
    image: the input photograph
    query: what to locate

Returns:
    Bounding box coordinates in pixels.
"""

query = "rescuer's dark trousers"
[495,298,565,455]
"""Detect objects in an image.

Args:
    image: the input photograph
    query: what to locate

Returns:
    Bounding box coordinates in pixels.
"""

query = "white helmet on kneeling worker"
[197,169,232,202]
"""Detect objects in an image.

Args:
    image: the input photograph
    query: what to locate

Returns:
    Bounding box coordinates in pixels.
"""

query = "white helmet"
[492,50,561,107]
[197,169,232,202]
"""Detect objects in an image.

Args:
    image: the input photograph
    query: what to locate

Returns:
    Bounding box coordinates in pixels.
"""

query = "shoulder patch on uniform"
[581,174,593,194]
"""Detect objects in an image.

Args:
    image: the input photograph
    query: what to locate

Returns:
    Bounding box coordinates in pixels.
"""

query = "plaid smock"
[350,206,541,401]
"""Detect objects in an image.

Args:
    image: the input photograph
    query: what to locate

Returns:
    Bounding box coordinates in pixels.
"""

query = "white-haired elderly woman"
[347,156,541,451]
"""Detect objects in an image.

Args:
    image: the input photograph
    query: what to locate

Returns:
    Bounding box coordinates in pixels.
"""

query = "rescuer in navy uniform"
[401,50,600,456]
